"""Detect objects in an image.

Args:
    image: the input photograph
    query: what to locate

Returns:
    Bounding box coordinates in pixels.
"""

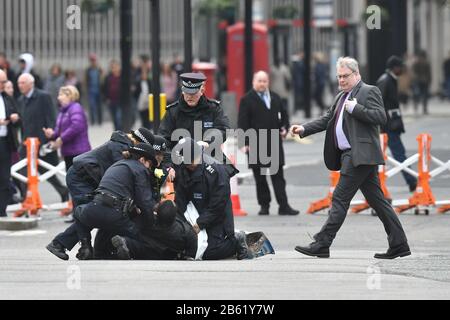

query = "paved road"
[1,99,449,300]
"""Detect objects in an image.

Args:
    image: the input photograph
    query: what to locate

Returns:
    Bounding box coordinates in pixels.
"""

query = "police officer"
[173,138,250,260]
[111,200,198,260]
[47,143,158,260]
[158,72,230,151]
[46,128,154,260]
[68,127,155,208]
[92,134,169,259]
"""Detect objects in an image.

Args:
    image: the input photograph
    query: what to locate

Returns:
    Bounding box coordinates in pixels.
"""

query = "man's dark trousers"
[0,138,12,216]
[251,166,288,209]
[314,151,408,248]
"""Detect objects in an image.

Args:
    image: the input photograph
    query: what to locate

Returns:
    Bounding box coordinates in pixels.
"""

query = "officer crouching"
[49,143,158,260]
[173,137,252,260]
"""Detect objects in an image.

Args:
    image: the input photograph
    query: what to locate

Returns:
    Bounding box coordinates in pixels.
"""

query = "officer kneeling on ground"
[47,143,157,260]
[111,200,198,260]
[173,137,251,260]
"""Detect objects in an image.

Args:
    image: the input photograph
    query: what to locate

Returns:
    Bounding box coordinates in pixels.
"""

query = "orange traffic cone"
[395,134,435,214]
[14,138,43,217]
[229,155,247,216]
[307,171,340,214]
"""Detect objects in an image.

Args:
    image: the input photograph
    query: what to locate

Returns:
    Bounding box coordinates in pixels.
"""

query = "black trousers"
[73,202,139,243]
[202,224,237,260]
[251,166,288,209]
[0,139,12,216]
[314,152,408,248]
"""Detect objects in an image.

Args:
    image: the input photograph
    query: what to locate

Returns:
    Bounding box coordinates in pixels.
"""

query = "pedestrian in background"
[291,52,305,114]
[17,73,69,203]
[444,51,450,100]
[270,58,291,114]
[376,56,417,192]
[412,50,431,115]
[85,53,103,126]
[162,62,178,105]
[0,69,20,217]
[238,71,299,216]
[134,58,152,129]
[103,60,122,131]
[313,52,328,114]
[44,63,65,111]
[43,85,91,170]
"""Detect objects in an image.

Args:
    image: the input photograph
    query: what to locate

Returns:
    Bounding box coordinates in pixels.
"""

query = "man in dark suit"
[16,73,69,202]
[291,57,410,259]
[238,71,299,216]
[376,56,417,192]
[0,69,20,216]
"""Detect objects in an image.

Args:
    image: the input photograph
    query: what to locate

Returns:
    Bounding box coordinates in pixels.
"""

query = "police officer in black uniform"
[92,134,169,259]
[46,129,154,260]
[68,128,155,208]
[173,138,250,260]
[111,200,198,260]
[158,72,230,152]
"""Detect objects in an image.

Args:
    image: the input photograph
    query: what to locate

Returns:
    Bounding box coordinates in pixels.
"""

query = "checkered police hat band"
[182,80,204,89]
[134,130,150,144]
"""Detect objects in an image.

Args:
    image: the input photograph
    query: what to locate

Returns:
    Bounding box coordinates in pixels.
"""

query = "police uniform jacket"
[72,131,133,186]
[158,95,230,149]
[97,158,156,226]
[174,155,234,240]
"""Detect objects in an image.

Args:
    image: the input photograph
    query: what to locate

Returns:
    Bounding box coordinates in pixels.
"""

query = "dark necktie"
[333,92,349,148]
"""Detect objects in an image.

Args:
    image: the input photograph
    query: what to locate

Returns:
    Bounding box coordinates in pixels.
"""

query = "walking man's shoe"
[295,242,330,258]
[374,243,411,259]
[46,241,69,260]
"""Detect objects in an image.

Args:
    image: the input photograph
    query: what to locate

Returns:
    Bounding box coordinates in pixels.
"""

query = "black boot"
[46,240,69,260]
[111,236,131,260]
[235,231,253,260]
[76,239,93,260]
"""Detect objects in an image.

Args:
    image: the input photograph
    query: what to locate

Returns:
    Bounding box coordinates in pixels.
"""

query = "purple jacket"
[53,102,91,157]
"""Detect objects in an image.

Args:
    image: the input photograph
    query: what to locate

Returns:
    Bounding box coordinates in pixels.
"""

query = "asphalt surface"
[1,98,449,300]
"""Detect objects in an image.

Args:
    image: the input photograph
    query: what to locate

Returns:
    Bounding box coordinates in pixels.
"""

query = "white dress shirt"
[0,95,7,137]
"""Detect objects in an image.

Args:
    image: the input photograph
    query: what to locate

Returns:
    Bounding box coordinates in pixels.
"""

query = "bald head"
[252,70,269,93]
[18,73,35,95]
[0,69,7,92]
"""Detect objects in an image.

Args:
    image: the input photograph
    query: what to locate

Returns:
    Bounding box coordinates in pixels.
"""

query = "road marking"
[0,230,47,237]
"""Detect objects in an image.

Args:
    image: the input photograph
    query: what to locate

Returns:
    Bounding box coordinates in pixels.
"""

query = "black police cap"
[131,127,155,145]
[180,72,206,94]
[129,143,157,165]
[153,135,168,153]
